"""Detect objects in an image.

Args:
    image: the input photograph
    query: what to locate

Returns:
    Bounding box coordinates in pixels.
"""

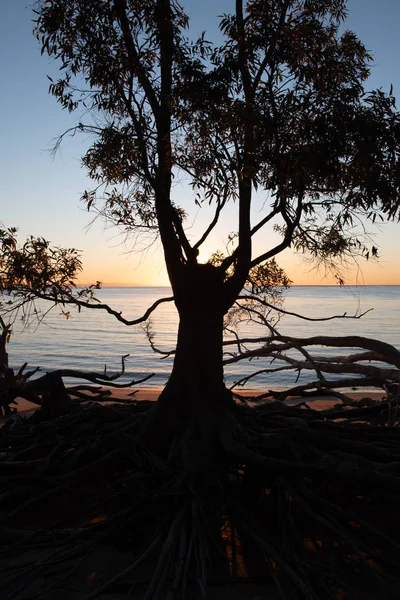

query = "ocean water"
[5,286,400,391]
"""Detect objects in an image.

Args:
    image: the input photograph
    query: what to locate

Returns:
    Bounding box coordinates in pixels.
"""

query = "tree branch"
[224,334,400,370]
[117,84,155,186]
[250,205,280,237]
[236,295,373,323]
[30,292,175,327]
[193,193,228,251]
[113,0,160,119]
[252,377,385,401]
[153,0,187,283]
[276,335,400,369]
[252,0,291,93]
[250,193,304,268]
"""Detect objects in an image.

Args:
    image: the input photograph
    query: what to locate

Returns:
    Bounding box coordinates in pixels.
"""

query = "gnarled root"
[0,397,400,599]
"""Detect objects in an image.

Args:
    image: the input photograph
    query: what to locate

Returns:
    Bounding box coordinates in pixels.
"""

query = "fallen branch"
[0,354,154,415]
[251,377,384,401]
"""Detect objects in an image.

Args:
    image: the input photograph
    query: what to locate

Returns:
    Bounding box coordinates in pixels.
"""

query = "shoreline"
[3,387,386,422]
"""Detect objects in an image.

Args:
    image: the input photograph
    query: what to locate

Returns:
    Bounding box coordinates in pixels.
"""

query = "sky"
[0,0,399,287]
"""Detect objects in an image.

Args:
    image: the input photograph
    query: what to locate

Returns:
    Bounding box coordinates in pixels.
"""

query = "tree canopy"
[34,0,400,300]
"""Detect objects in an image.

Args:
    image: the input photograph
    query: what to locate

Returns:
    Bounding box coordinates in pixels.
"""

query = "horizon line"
[77,282,400,288]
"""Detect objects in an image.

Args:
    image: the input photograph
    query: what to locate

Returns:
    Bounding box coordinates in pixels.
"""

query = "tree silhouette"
[32,0,400,417]
[1,2,400,598]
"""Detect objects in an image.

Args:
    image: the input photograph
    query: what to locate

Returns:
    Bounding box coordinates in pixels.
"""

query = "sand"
[1,386,385,425]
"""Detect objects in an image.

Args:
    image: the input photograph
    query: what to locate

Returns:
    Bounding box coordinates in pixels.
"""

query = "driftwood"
[222,300,400,396]
[0,354,154,418]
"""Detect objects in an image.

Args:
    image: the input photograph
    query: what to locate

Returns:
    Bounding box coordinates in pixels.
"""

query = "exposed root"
[0,397,400,599]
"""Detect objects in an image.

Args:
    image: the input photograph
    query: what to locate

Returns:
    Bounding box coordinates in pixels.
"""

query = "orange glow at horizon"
[75,223,399,288]
[77,256,399,287]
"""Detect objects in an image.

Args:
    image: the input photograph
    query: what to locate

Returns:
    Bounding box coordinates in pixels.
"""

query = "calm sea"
[6,286,400,391]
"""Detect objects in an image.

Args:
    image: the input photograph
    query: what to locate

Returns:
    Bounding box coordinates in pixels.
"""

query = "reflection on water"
[5,286,400,390]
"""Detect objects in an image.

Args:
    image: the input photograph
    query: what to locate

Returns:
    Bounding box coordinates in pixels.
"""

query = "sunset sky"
[1,0,399,286]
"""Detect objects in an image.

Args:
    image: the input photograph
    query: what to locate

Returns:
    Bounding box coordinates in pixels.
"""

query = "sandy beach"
[2,386,386,424]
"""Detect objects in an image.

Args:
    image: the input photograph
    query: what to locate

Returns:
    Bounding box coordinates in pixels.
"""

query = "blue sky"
[0,0,399,285]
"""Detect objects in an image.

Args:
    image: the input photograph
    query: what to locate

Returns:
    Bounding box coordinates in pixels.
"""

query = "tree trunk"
[145,265,236,454]
[0,322,9,370]
[0,323,11,416]
[158,304,231,417]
